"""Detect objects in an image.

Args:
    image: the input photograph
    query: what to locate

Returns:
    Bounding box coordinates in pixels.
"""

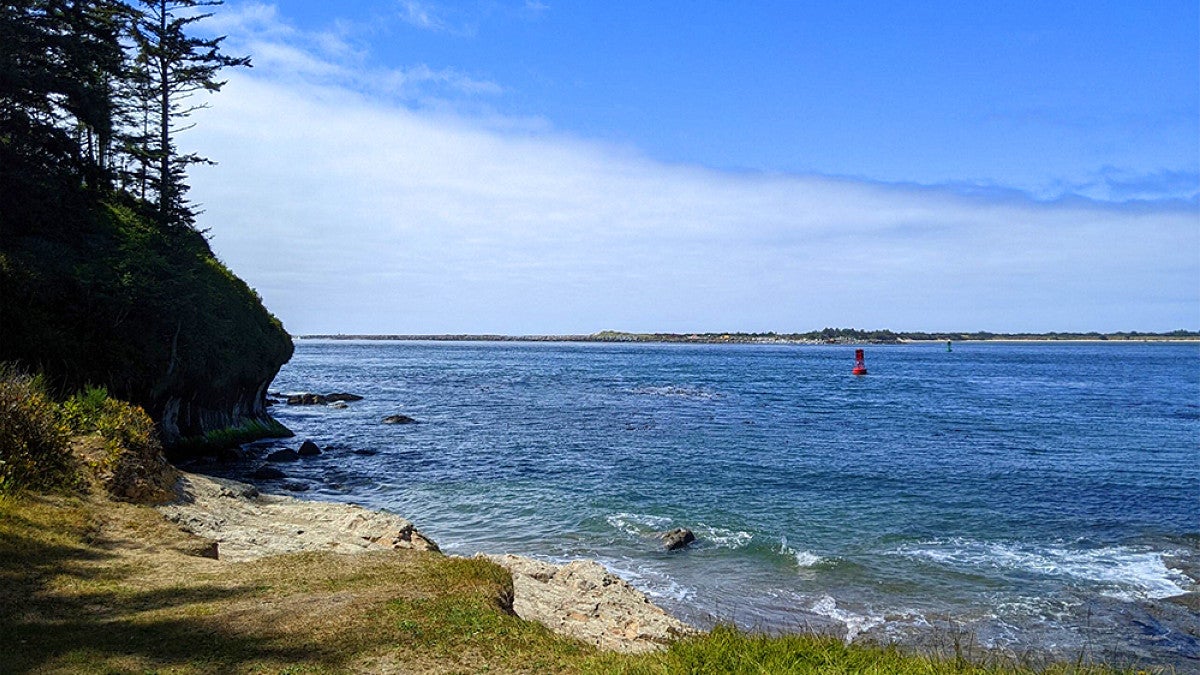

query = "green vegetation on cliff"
[0,196,293,447]
[1,1,292,449]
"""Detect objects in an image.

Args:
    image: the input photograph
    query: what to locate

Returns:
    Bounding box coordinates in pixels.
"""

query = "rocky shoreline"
[158,470,693,653]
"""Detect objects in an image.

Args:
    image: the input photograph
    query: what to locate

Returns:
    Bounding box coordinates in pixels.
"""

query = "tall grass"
[599,624,1135,674]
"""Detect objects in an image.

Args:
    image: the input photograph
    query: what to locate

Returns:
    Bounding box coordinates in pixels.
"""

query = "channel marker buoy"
[852,349,868,376]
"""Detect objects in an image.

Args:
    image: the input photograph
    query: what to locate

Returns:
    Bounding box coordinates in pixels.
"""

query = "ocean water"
[208,340,1200,668]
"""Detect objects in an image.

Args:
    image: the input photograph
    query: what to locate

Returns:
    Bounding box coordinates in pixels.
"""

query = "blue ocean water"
[222,340,1199,666]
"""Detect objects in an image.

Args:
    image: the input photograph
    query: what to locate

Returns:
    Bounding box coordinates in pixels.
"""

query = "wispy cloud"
[205,3,501,102]
[394,0,483,36]
[188,5,1199,334]
[397,0,445,32]
[1050,167,1200,203]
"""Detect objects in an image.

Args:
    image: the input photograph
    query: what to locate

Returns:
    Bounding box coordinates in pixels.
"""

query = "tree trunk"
[157,0,170,223]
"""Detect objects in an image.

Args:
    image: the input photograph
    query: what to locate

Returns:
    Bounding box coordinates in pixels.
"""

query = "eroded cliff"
[1,197,293,452]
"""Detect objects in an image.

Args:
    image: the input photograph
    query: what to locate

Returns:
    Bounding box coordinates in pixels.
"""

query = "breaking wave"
[894,539,1193,600]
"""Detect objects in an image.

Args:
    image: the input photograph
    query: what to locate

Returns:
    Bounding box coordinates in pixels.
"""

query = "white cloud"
[206,2,500,102]
[398,0,445,31]
[186,6,1199,334]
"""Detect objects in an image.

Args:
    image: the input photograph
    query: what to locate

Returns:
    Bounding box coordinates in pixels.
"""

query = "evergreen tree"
[129,0,247,228]
[0,0,130,231]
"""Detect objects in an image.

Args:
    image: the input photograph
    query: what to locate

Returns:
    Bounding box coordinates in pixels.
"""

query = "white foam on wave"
[605,512,674,537]
[695,524,753,549]
[809,595,885,642]
[597,558,695,603]
[779,536,824,568]
[895,538,1193,600]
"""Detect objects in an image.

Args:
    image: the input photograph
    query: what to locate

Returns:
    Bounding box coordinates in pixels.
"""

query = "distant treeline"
[298,328,1200,344]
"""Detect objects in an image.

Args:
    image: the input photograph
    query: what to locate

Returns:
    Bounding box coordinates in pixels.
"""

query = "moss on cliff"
[0,195,292,451]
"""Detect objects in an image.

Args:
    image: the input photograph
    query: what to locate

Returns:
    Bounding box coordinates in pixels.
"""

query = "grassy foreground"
[0,490,1147,674]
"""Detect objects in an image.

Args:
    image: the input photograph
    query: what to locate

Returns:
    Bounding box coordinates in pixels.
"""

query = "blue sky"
[188,1,1199,333]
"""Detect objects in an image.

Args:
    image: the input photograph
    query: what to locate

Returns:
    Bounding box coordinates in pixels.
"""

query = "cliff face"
[158,380,278,445]
[0,198,293,452]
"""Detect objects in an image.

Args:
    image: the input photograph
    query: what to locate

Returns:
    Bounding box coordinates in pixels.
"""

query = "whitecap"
[695,524,753,549]
[894,538,1193,600]
[779,536,824,568]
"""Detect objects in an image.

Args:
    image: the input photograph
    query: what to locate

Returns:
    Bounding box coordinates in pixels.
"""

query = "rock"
[340,512,440,552]
[328,401,348,409]
[662,528,695,551]
[325,392,364,402]
[297,440,321,456]
[216,447,246,463]
[487,554,695,653]
[286,393,328,405]
[267,448,300,462]
[382,414,418,424]
[250,465,285,480]
[352,449,379,456]
[281,482,309,492]
[157,473,440,562]
[181,540,220,559]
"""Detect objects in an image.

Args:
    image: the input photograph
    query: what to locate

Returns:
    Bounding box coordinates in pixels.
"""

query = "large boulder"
[297,440,321,456]
[382,414,418,425]
[662,528,695,551]
[325,392,363,402]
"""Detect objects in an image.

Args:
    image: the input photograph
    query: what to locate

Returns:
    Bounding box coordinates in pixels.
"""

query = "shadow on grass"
[0,499,348,673]
[0,611,344,673]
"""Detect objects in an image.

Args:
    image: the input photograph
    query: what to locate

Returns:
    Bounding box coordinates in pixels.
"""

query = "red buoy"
[852,349,868,376]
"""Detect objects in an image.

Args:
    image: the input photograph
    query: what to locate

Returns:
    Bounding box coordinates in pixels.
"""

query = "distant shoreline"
[294,331,1200,345]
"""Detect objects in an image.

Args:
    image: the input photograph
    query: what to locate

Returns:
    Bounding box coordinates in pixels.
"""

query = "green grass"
[603,625,1146,674]
[0,490,1156,674]
[172,417,294,457]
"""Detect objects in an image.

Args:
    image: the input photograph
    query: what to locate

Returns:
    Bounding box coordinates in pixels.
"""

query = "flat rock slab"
[157,473,438,562]
[487,553,695,654]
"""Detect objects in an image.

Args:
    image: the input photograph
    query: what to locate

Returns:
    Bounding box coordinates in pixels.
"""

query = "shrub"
[75,393,178,504]
[61,386,111,434]
[0,366,76,493]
